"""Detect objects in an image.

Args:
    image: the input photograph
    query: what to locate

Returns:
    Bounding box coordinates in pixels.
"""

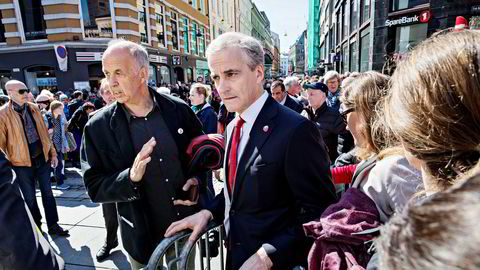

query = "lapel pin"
[263,125,269,133]
[178,128,184,134]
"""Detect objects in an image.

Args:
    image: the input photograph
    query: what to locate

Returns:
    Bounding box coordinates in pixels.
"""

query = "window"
[155,5,166,47]
[199,26,205,57]
[138,0,149,44]
[160,66,170,84]
[19,0,47,40]
[359,28,370,71]
[394,23,427,53]
[171,12,179,50]
[191,0,197,9]
[342,2,348,40]
[391,0,428,12]
[148,65,157,86]
[200,0,205,13]
[212,25,216,39]
[192,22,197,55]
[336,12,341,45]
[183,18,189,53]
[0,12,6,42]
[360,0,371,24]
[80,0,113,38]
[319,44,324,62]
[342,43,349,73]
[350,40,358,71]
[350,0,358,33]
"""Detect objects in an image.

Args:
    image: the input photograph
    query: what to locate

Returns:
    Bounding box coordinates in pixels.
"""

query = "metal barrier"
[147,221,225,270]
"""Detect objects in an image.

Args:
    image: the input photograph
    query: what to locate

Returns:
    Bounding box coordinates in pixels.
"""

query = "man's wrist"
[200,209,213,221]
[256,247,273,267]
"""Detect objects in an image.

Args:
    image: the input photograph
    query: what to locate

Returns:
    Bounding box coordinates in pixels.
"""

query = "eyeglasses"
[340,108,355,124]
[17,89,30,95]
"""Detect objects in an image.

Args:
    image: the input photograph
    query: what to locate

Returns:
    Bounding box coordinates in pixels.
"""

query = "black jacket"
[283,95,304,114]
[67,105,89,133]
[67,99,83,120]
[0,150,65,270]
[81,88,204,264]
[303,103,346,163]
[195,103,218,134]
[208,96,336,269]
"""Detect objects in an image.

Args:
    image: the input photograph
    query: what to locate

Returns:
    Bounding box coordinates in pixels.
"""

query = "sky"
[251,0,309,53]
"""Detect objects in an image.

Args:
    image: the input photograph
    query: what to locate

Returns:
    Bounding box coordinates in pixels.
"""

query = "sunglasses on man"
[17,89,30,95]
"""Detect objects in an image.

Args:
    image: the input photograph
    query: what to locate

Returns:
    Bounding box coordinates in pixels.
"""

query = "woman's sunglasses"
[18,89,30,95]
[340,108,355,124]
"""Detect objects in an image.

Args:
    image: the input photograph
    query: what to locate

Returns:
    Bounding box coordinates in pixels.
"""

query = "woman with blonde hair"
[189,83,217,134]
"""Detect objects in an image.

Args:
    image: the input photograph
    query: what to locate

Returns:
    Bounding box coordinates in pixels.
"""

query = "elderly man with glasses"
[0,80,69,236]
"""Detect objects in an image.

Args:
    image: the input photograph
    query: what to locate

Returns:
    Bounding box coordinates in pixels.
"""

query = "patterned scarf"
[12,102,40,144]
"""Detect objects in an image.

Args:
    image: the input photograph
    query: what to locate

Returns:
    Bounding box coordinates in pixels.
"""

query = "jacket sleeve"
[265,119,337,266]
[204,110,218,134]
[81,122,141,203]
[0,115,6,152]
[331,112,346,135]
[0,151,65,270]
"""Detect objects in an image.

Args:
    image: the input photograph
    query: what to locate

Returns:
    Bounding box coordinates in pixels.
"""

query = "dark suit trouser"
[102,202,118,247]
[13,156,59,228]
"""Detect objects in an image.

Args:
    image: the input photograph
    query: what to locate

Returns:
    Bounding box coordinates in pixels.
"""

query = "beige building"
[208,0,234,40]
[0,0,210,93]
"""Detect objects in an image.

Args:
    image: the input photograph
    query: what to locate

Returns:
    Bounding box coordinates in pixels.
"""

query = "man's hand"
[51,156,58,168]
[165,210,212,241]
[239,247,273,270]
[173,177,199,206]
[130,137,156,182]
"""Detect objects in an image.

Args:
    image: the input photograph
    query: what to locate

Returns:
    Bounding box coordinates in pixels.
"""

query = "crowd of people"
[1,29,480,270]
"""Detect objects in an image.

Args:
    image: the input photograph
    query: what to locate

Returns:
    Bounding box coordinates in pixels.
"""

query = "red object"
[228,117,245,194]
[331,164,357,184]
[455,16,468,31]
[419,10,431,23]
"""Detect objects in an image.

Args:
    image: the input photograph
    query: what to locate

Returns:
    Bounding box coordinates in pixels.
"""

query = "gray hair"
[206,32,264,70]
[283,76,299,91]
[104,39,149,70]
[324,70,340,83]
[157,87,171,95]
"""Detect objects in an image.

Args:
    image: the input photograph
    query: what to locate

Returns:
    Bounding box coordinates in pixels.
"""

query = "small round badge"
[178,128,184,134]
[263,125,269,132]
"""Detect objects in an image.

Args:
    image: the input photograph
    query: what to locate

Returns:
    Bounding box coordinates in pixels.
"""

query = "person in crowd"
[26,92,34,103]
[45,101,70,190]
[270,80,303,113]
[0,80,69,236]
[217,101,235,134]
[68,90,84,119]
[0,94,9,107]
[284,76,308,107]
[324,71,341,111]
[189,83,218,134]
[68,102,95,168]
[81,39,205,269]
[93,89,106,110]
[36,94,51,115]
[97,78,116,106]
[59,94,70,119]
[0,149,65,270]
[302,82,345,163]
[156,86,171,95]
[165,32,336,269]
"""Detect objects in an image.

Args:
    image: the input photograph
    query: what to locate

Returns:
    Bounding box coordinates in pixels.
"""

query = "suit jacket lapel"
[109,105,136,166]
[231,97,278,203]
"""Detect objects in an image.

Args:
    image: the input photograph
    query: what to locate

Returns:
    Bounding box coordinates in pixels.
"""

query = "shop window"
[155,5,166,47]
[199,26,205,57]
[359,28,370,71]
[390,0,428,12]
[187,68,193,82]
[342,43,349,73]
[138,1,148,44]
[349,40,358,72]
[148,65,157,86]
[159,66,170,84]
[350,0,358,33]
[183,18,190,53]
[24,66,57,94]
[19,0,47,40]
[192,22,198,55]
[360,0,370,24]
[171,12,179,50]
[80,0,113,38]
[394,23,427,54]
[0,12,5,42]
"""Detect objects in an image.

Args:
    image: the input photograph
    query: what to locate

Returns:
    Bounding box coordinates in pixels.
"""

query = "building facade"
[271,31,280,77]
[294,30,306,73]
[234,0,251,36]
[307,0,321,74]
[251,3,274,78]
[280,52,288,76]
[0,0,211,94]
[312,0,480,76]
[209,0,234,40]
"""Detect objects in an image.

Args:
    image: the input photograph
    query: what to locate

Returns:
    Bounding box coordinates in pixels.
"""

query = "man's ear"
[139,66,149,83]
[255,65,264,85]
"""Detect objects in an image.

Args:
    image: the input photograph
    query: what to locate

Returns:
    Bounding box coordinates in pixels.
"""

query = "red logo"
[419,10,431,23]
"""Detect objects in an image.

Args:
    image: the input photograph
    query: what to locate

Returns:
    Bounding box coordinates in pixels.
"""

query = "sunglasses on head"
[18,89,30,95]
[340,108,355,124]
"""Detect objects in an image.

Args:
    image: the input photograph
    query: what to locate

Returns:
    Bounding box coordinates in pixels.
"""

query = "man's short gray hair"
[104,39,149,70]
[206,32,264,70]
[283,76,299,90]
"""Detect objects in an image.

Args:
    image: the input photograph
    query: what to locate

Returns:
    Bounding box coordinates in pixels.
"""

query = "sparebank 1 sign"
[386,10,431,27]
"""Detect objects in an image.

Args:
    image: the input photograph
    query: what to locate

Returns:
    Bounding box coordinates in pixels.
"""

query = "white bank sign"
[386,15,419,27]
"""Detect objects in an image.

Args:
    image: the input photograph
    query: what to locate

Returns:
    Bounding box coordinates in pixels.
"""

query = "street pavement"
[36,166,225,270]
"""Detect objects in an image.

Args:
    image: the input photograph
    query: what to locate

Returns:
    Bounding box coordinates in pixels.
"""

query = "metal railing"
[147,221,225,270]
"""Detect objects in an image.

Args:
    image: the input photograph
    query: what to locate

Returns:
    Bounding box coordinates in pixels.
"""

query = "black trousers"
[102,202,118,247]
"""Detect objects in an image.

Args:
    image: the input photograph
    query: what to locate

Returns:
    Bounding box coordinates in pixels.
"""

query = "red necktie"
[228,117,245,194]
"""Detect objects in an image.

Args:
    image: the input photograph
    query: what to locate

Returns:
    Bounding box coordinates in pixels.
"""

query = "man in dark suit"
[166,32,336,269]
[81,40,204,269]
[270,80,303,113]
[0,149,65,270]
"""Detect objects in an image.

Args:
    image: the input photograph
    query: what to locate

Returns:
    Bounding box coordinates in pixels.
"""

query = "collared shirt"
[279,94,287,106]
[237,91,269,161]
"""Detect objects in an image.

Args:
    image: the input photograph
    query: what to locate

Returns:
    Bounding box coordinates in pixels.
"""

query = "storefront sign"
[74,81,90,90]
[386,10,431,27]
[149,55,168,64]
[36,78,57,87]
[12,68,20,72]
[76,52,103,62]
[172,56,181,65]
